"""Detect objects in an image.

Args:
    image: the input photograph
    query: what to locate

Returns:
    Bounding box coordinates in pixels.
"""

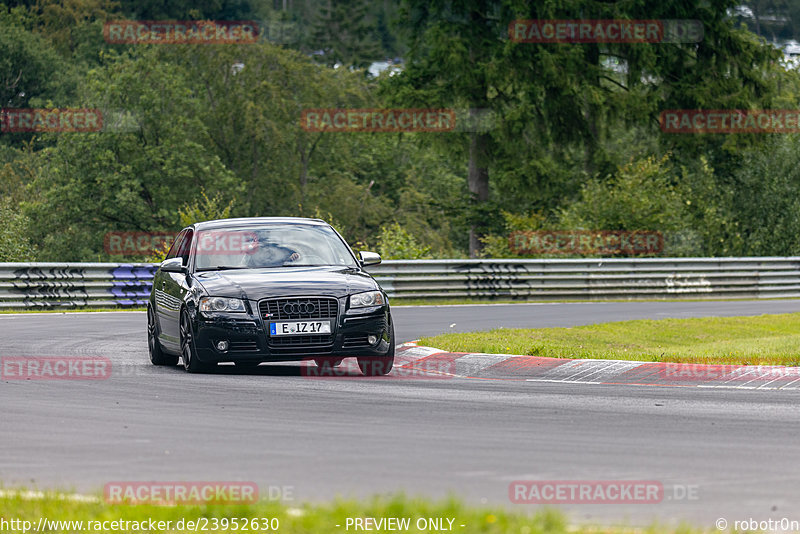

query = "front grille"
[261,297,338,349]
[268,342,334,355]
[229,340,259,352]
[259,297,338,321]
[270,334,333,346]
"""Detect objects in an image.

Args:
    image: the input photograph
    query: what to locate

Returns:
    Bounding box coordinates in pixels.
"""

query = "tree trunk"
[584,44,600,177]
[753,2,761,37]
[468,130,489,258]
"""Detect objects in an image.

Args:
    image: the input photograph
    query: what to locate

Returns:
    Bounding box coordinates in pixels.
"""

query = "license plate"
[270,320,331,336]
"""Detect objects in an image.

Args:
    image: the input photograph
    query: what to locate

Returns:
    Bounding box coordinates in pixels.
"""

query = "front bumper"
[191,299,392,363]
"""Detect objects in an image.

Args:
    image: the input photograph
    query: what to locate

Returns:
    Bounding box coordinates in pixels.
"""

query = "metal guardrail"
[370,258,800,299]
[0,263,157,308]
[2,258,800,308]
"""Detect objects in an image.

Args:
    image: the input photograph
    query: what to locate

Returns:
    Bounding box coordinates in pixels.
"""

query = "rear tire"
[181,310,214,373]
[148,306,178,366]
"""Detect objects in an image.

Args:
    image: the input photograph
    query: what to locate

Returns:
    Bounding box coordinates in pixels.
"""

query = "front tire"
[357,323,395,376]
[181,310,214,373]
[357,356,394,376]
[148,306,178,366]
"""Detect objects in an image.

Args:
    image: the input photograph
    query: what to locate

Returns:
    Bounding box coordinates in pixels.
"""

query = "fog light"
[216,340,229,352]
[367,334,378,345]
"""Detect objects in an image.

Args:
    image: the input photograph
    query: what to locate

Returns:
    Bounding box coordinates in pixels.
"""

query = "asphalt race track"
[3,300,800,529]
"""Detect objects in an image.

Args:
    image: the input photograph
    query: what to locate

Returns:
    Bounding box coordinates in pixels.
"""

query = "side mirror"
[359,251,381,267]
[160,257,186,273]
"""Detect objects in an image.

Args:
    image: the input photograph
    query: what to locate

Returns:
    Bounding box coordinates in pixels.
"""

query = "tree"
[114,0,254,20]
[722,134,800,256]
[29,0,118,59]
[387,0,783,258]
[23,47,240,260]
[0,13,62,110]
[308,0,382,68]
[154,43,374,219]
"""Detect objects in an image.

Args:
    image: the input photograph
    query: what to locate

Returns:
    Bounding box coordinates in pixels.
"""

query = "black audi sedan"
[147,217,394,375]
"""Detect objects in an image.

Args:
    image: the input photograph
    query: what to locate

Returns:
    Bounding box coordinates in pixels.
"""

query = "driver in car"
[247,238,300,267]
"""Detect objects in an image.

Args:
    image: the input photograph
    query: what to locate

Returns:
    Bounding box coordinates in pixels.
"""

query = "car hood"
[192,266,380,300]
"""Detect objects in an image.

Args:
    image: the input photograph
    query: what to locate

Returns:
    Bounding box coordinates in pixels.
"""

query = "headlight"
[349,290,386,308]
[199,297,246,313]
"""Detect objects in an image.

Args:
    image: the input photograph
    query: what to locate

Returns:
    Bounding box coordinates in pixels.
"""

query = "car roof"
[191,217,329,231]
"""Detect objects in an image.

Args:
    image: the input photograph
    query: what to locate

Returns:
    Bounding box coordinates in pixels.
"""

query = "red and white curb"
[395,342,800,389]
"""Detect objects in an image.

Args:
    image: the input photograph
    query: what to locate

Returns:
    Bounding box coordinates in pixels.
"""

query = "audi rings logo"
[283,302,316,315]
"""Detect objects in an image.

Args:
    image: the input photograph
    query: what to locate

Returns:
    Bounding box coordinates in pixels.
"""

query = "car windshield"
[193,224,358,271]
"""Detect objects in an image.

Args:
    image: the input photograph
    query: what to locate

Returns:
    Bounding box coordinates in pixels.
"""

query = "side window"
[178,230,194,265]
[165,230,186,260]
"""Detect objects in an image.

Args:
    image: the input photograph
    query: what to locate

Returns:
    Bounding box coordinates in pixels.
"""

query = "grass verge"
[419,313,800,366]
[0,491,703,534]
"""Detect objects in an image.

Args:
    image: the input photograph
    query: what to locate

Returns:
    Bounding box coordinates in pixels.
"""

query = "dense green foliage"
[1,0,800,260]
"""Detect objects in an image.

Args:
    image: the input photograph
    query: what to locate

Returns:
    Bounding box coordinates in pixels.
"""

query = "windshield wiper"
[196,265,249,272]
[251,264,330,268]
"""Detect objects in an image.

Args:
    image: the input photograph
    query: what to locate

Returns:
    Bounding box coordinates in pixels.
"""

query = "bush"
[375,222,432,260]
[557,155,688,231]
[480,211,547,258]
[178,189,234,227]
[0,200,36,261]
[723,135,800,256]
[557,155,700,256]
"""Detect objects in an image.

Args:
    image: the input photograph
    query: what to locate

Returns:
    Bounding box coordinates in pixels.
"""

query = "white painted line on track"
[718,368,756,385]
[454,353,515,375]
[780,377,800,389]
[756,378,784,389]
[572,360,643,382]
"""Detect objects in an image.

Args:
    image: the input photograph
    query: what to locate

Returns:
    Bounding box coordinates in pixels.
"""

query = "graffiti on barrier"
[454,262,531,293]
[12,266,86,281]
[665,274,712,293]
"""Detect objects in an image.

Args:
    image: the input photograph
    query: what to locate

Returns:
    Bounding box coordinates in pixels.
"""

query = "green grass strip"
[420,313,800,366]
[0,491,703,533]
